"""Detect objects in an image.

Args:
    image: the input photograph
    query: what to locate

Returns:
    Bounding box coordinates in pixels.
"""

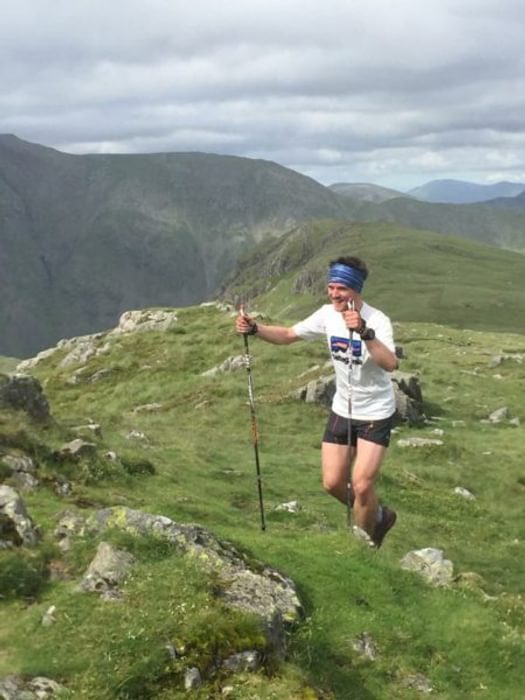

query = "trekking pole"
[240,306,266,532]
[346,299,355,528]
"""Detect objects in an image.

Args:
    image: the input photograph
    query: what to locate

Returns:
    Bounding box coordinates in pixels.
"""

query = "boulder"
[71,423,102,439]
[184,667,202,691]
[397,437,444,448]
[1,455,40,491]
[275,500,301,513]
[132,403,163,414]
[201,355,246,378]
[0,373,50,422]
[54,439,97,460]
[305,376,335,408]
[0,485,39,546]
[0,675,64,699]
[400,548,454,587]
[54,510,87,551]
[79,541,135,599]
[391,371,425,425]
[454,487,476,501]
[222,650,261,673]
[352,632,378,661]
[401,673,434,694]
[2,455,38,474]
[487,406,510,424]
[42,605,58,627]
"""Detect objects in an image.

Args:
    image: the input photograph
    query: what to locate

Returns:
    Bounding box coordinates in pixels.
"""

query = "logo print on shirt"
[330,336,350,364]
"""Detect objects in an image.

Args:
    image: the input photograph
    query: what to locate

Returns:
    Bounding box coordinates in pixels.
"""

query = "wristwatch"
[360,325,375,341]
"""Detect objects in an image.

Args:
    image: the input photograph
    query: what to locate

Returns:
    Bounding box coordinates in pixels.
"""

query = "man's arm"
[361,336,398,372]
[235,314,301,345]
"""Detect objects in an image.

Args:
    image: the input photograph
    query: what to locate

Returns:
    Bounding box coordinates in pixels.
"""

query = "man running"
[235,256,398,547]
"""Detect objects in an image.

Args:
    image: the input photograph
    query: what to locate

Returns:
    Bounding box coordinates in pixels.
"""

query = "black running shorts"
[322,410,395,447]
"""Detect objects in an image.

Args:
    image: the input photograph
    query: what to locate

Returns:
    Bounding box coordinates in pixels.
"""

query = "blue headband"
[327,263,365,293]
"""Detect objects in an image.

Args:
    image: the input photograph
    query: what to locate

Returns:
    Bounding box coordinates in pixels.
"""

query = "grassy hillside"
[221,220,525,334]
[1,302,524,698]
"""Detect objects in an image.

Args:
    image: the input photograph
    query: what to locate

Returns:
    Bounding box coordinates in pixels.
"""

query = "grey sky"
[2,0,524,189]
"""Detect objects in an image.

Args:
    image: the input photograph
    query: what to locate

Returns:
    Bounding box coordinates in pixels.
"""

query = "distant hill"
[221,219,525,334]
[482,190,525,210]
[0,135,346,357]
[341,196,525,252]
[328,182,406,203]
[408,178,525,204]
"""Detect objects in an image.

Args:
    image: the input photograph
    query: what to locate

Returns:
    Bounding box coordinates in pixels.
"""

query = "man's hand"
[235,307,257,335]
[341,307,363,333]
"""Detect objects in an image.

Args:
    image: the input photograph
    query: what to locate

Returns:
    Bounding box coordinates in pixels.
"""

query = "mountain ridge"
[328,182,406,203]
[407,177,525,203]
[3,135,525,359]
[0,136,346,357]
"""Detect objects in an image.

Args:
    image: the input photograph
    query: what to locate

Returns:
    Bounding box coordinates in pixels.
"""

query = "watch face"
[363,328,375,340]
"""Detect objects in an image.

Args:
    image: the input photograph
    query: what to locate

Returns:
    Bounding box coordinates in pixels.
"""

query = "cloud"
[1,0,525,189]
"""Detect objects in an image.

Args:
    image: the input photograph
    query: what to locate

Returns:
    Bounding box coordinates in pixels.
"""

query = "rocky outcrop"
[87,507,302,653]
[16,309,179,372]
[17,332,107,371]
[109,309,178,335]
[0,373,50,422]
[59,337,110,369]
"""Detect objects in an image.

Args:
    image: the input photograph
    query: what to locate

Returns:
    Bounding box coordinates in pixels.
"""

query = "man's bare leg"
[321,441,355,505]
[351,439,387,536]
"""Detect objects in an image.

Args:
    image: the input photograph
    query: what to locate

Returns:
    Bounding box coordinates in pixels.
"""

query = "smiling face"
[327,282,359,312]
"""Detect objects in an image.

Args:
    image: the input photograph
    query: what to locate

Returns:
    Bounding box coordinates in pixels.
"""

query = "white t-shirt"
[292,302,396,420]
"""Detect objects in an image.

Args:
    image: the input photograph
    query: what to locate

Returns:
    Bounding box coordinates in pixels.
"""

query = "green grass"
[1,303,524,698]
